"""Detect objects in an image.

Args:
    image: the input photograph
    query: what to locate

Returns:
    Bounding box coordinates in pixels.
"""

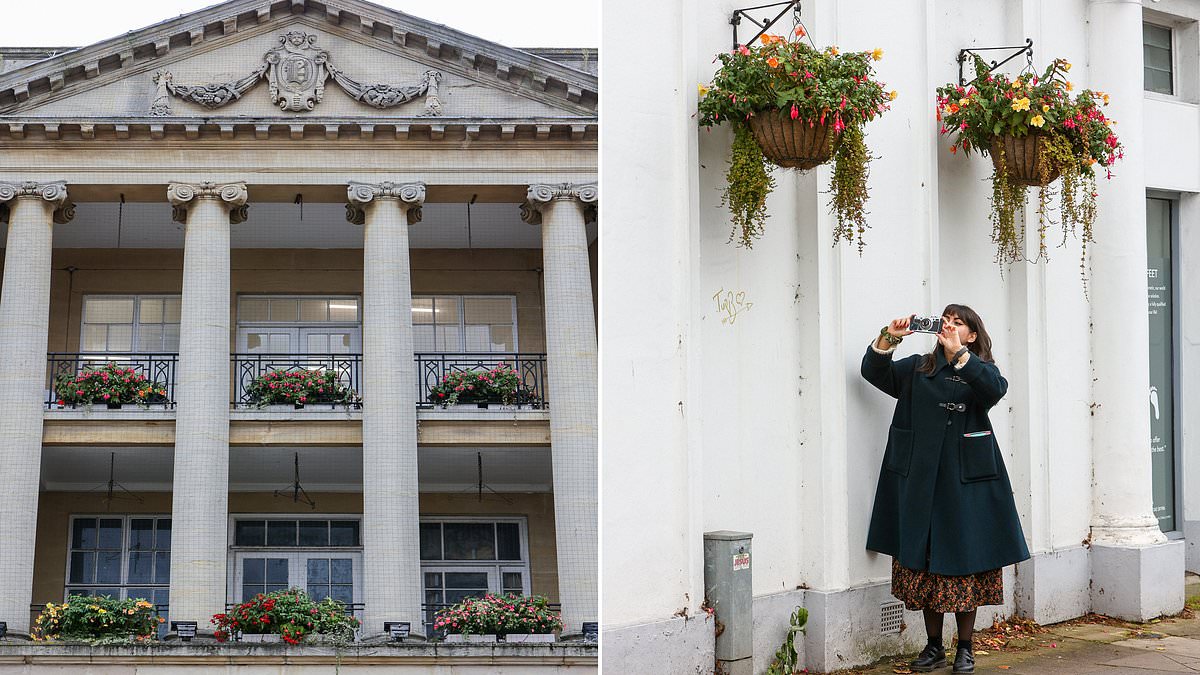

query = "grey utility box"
[704,530,753,675]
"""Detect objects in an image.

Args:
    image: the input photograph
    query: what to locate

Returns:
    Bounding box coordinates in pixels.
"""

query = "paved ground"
[833,575,1200,675]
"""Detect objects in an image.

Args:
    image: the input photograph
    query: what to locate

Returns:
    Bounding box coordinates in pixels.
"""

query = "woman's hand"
[937,321,963,360]
[886,316,913,338]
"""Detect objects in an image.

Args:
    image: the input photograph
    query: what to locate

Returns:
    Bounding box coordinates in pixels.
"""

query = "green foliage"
[698,33,892,250]
[721,126,775,248]
[35,595,162,642]
[245,369,360,407]
[54,362,169,407]
[766,606,808,675]
[211,588,360,644]
[433,593,563,636]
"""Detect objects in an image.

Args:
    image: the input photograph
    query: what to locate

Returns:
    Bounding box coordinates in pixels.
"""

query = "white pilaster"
[0,181,71,635]
[522,183,598,634]
[166,181,245,626]
[347,181,425,637]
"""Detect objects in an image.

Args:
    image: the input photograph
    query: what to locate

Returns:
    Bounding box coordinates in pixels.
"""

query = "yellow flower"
[1011,97,1031,111]
[1061,60,1072,72]
[1030,114,1045,128]
[889,90,898,101]
[871,48,884,61]
[959,98,969,106]
[1065,81,1073,91]
[1042,104,1050,112]
[698,84,709,98]
[97,609,107,614]
[1102,94,1110,105]
[1011,79,1022,89]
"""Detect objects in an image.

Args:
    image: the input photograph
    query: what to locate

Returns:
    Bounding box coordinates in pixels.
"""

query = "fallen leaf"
[892,668,913,674]
[976,650,989,655]
[998,666,1011,670]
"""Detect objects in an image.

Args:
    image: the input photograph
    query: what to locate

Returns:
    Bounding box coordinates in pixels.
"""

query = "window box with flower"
[427,363,540,409]
[53,363,171,410]
[434,593,562,643]
[698,29,894,250]
[936,55,1122,276]
[211,589,359,645]
[33,595,164,644]
[243,369,361,410]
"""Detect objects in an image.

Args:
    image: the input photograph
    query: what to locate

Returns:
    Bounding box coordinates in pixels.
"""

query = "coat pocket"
[959,433,999,482]
[884,425,914,477]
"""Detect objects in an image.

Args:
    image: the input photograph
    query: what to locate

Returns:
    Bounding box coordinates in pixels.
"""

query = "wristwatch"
[953,346,969,364]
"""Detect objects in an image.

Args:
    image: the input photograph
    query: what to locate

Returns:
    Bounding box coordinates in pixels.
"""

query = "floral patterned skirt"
[891,559,1003,613]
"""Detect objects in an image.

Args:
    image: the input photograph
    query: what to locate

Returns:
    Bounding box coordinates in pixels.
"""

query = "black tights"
[923,609,976,649]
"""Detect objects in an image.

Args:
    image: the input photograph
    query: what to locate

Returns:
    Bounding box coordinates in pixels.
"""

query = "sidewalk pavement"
[833,575,1200,675]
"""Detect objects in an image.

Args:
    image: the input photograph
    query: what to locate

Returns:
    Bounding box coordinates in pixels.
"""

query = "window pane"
[128,552,153,583]
[85,297,134,323]
[270,299,298,322]
[334,334,351,354]
[269,334,291,352]
[267,521,297,546]
[465,325,491,352]
[412,298,434,324]
[330,558,353,584]
[1145,45,1172,72]
[96,551,122,583]
[497,523,521,560]
[1145,23,1171,49]
[69,551,95,583]
[265,584,288,594]
[489,325,515,352]
[98,519,123,549]
[328,299,358,322]
[163,325,180,352]
[445,588,484,604]
[242,585,263,602]
[332,585,353,603]
[72,518,97,549]
[243,558,265,584]
[424,572,442,589]
[126,587,154,602]
[235,521,266,546]
[155,551,170,582]
[137,324,163,351]
[307,334,329,353]
[433,298,460,324]
[266,558,289,584]
[300,299,327,322]
[299,520,329,547]
[139,298,163,324]
[163,298,182,324]
[503,572,523,592]
[420,523,442,560]
[329,521,359,546]
[240,298,268,322]
[156,519,171,549]
[107,325,133,352]
[129,519,154,550]
[436,326,461,351]
[443,523,495,560]
[463,297,512,324]
[82,325,108,351]
[307,558,329,584]
[1146,68,1173,95]
[413,325,435,352]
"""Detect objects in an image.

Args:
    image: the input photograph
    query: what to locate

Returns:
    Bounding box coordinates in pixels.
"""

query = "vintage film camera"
[908,314,943,334]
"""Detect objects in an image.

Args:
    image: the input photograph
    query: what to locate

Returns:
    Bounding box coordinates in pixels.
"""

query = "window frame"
[79,294,182,353]
[412,294,519,353]
[63,514,172,602]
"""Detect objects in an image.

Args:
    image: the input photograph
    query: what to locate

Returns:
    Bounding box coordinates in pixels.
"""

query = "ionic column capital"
[0,181,74,224]
[521,182,597,225]
[167,181,249,224]
[345,181,425,225]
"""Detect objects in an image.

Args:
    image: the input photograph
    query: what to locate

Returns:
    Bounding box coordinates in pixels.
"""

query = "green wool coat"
[861,345,1030,576]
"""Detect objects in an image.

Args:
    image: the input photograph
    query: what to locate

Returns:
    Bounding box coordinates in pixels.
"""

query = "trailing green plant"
[936,55,1122,278]
[433,593,562,636]
[211,588,360,644]
[244,369,360,407]
[427,363,537,407]
[698,30,893,249]
[765,606,808,675]
[54,363,169,408]
[34,595,163,643]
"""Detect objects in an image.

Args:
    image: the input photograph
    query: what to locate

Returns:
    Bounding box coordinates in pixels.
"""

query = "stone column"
[347,181,425,636]
[522,183,598,634]
[166,181,246,626]
[0,181,71,635]
[1086,0,1184,619]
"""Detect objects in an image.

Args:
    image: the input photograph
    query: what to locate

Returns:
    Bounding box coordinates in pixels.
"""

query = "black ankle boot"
[952,645,975,674]
[909,641,946,672]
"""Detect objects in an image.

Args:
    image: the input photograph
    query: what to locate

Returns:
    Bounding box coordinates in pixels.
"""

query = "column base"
[1183,518,1200,573]
[601,614,714,673]
[1092,540,1185,621]
[1014,546,1092,625]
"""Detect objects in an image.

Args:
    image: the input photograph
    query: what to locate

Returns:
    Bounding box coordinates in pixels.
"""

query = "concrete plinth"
[1092,540,1185,621]
[601,615,715,674]
[1014,546,1092,625]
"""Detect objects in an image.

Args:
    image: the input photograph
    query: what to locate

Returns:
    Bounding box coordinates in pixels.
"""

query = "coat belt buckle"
[939,402,966,412]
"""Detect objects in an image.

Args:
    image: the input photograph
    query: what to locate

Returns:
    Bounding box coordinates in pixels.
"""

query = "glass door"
[232,552,361,604]
[1146,197,1177,532]
[423,567,495,635]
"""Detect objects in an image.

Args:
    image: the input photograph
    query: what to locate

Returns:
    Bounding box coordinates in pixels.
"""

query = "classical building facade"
[0,0,596,670]
[604,0,1191,673]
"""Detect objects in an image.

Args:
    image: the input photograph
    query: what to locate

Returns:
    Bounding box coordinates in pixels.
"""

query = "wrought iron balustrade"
[231,353,363,408]
[415,352,548,408]
[45,353,178,409]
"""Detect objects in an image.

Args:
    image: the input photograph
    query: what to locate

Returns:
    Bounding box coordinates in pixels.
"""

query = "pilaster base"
[1091,540,1185,621]
[601,614,715,674]
[1014,546,1092,624]
[1183,519,1200,574]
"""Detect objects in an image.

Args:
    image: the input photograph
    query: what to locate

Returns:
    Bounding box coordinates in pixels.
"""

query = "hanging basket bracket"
[730,0,802,50]
[958,38,1034,87]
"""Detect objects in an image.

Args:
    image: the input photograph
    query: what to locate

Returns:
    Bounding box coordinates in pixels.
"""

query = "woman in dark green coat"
[861,304,1029,674]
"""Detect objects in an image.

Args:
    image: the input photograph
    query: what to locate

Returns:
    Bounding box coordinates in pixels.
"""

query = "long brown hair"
[915,303,994,374]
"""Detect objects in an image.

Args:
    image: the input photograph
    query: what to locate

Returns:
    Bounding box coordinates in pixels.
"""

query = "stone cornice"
[0,0,596,114]
[168,180,249,224]
[0,116,596,143]
[345,180,425,225]
[0,180,75,224]
[520,182,597,225]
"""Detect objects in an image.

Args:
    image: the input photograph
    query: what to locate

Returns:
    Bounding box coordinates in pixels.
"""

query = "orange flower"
[795,26,806,37]
[948,103,960,114]
[828,45,839,56]
[767,56,780,68]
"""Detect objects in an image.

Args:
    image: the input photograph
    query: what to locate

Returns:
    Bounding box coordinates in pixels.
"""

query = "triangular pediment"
[0,0,596,122]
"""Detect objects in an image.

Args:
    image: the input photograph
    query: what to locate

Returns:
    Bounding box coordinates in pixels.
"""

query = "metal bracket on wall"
[958,38,1034,87]
[730,0,802,50]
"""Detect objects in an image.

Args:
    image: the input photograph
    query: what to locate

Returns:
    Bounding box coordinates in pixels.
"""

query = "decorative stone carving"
[345,181,425,225]
[153,30,443,115]
[520,183,598,226]
[0,180,74,224]
[167,181,249,225]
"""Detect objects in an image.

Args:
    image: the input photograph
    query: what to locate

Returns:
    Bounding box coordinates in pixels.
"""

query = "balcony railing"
[231,353,363,408]
[415,352,548,409]
[45,353,178,409]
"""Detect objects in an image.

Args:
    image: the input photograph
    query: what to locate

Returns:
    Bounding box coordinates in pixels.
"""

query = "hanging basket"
[990,134,1061,187]
[747,113,835,170]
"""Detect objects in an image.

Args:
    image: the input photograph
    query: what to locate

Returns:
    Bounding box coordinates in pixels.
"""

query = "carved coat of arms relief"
[150,29,442,116]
